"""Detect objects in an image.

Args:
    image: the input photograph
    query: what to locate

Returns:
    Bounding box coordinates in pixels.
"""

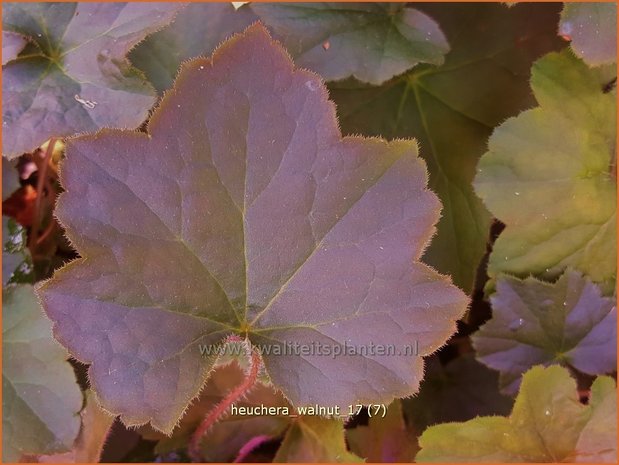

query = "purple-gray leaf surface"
[2,31,28,66]
[37,25,467,433]
[1,2,182,158]
[473,270,617,394]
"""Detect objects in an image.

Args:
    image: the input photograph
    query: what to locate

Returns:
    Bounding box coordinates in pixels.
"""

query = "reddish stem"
[188,339,262,462]
[29,138,57,251]
[233,434,273,463]
[35,218,57,248]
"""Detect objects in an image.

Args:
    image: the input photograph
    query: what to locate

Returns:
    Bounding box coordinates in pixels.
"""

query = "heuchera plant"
[37,25,467,433]
[2,2,616,463]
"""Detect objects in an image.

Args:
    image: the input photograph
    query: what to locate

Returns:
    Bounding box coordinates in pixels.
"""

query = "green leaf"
[416,365,617,462]
[37,24,467,434]
[404,354,513,432]
[575,376,618,463]
[474,50,617,285]
[347,400,417,462]
[559,3,617,67]
[2,217,33,286]
[1,2,182,158]
[2,284,83,462]
[2,157,30,285]
[2,31,28,65]
[473,270,616,395]
[130,3,258,94]
[329,3,564,292]
[252,3,449,85]
[34,391,115,463]
[274,416,363,463]
[2,156,21,201]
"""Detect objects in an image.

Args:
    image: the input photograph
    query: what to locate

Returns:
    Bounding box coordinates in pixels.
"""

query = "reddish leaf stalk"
[188,338,262,462]
[29,138,57,252]
[233,434,273,463]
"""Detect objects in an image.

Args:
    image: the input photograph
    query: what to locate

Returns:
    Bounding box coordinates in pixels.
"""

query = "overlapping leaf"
[274,417,362,463]
[2,156,20,200]
[2,31,27,66]
[329,3,564,292]
[474,50,617,285]
[37,25,467,434]
[1,2,182,158]
[416,365,617,462]
[575,375,618,463]
[130,3,258,94]
[347,400,417,462]
[140,361,291,461]
[473,270,616,395]
[404,354,513,431]
[252,2,449,85]
[2,284,83,462]
[34,391,115,463]
[2,158,32,285]
[559,3,617,67]
[2,217,33,286]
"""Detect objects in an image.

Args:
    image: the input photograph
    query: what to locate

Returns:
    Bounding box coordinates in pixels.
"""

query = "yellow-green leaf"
[347,400,417,462]
[274,417,363,463]
[416,365,617,462]
[474,50,617,285]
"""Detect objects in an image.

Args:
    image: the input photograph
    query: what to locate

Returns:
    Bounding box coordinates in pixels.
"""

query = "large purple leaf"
[37,25,467,433]
[1,2,182,158]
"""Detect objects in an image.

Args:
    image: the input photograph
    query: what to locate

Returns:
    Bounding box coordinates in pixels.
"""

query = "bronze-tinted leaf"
[38,24,467,434]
